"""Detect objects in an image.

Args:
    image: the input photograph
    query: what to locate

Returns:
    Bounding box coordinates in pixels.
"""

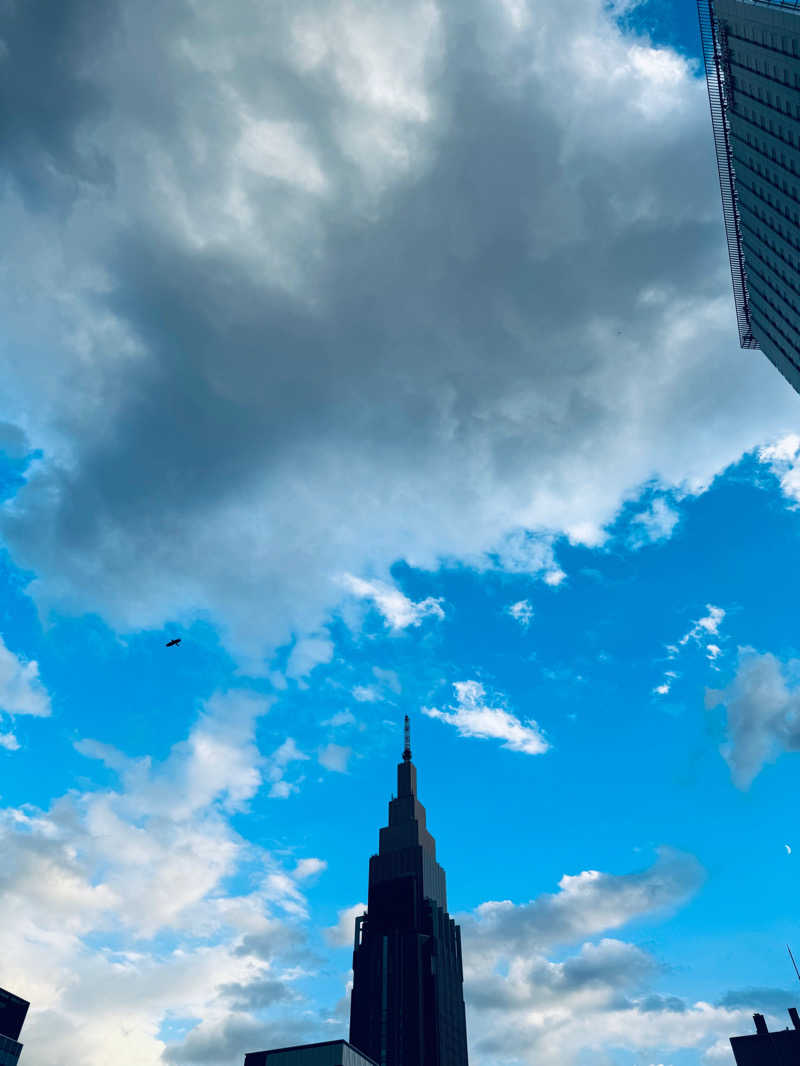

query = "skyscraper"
[349,718,469,1066]
[699,0,800,393]
[0,987,29,1066]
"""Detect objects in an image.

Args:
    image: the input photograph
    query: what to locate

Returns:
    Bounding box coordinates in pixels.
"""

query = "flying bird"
[786,844,792,855]
[165,638,181,647]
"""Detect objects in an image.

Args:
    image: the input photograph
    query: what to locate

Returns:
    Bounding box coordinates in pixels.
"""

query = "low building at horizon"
[243,1040,377,1066]
[699,0,800,394]
[730,1008,800,1064]
[0,987,29,1066]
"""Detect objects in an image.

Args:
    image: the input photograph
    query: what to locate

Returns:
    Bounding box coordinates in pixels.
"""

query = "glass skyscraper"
[699,0,800,393]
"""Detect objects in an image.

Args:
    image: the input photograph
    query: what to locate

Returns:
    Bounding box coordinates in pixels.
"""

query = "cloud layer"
[456,848,754,1065]
[1,0,797,668]
[0,690,331,1066]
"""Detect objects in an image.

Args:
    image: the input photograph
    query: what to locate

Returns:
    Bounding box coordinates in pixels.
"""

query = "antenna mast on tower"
[403,715,412,763]
[788,944,800,984]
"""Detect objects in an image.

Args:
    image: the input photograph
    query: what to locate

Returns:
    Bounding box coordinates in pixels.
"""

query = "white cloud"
[490,531,567,579]
[352,686,377,702]
[507,599,534,627]
[317,743,351,773]
[324,901,366,948]
[543,568,567,587]
[467,992,750,1066]
[462,848,704,958]
[78,689,269,822]
[631,496,680,544]
[654,606,726,696]
[321,709,356,727]
[341,574,444,630]
[352,667,402,704]
[266,737,309,798]
[679,605,725,645]
[292,857,326,881]
[0,691,322,1066]
[289,0,440,195]
[0,634,51,718]
[0,732,20,751]
[235,119,328,196]
[423,680,548,755]
[163,1012,314,1066]
[456,848,746,1066]
[706,648,800,789]
[466,937,658,1013]
[759,434,800,505]
[654,670,679,695]
[285,634,334,680]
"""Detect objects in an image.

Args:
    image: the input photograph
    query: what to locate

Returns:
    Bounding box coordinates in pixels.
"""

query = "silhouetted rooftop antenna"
[403,715,412,763]
[788,945,800,984]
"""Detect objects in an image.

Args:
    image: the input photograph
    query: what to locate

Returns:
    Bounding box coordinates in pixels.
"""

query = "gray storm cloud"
[2,0,798,663]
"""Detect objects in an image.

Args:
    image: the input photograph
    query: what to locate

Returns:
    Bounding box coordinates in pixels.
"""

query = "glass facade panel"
[0,1034,22,1066]
[700,0,800,392]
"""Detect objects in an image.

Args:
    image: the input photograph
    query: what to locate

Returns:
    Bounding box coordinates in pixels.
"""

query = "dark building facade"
[699,0,800,394]
[730,1008,800,1064]
[349,719,469,1066]
[0,988,28,1066]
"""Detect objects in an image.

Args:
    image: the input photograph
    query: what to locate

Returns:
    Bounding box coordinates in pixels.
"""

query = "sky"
[3,0,800,1063]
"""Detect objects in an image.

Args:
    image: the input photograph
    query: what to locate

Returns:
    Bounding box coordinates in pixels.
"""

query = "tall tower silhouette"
[349,717,469,1066]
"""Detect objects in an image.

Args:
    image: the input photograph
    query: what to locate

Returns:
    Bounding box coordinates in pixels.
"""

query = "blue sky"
[620,0,702,57]
[4,1,800,1064]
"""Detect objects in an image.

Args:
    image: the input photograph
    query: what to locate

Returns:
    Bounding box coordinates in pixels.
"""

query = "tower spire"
[350,716,469,1066]
[403,714,412,762]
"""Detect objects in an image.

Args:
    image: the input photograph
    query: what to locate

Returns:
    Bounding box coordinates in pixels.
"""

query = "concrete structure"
[244,1040,377,1066]
[730,1008,800,1064]
[349,717,469,1066]
[699,0,800,393]
[0,988,28,1066]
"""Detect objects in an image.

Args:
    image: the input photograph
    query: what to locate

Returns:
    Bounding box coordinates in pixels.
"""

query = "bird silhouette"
[165,638,181,647]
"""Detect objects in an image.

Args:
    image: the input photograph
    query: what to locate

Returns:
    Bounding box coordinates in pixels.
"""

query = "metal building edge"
[732,0,800,12]
[697,0,760,348]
